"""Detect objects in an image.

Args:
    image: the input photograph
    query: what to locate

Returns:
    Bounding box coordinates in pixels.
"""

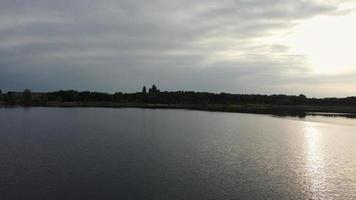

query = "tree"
[297,94,307,104]
[142,86,147,94]
[4,92,15,105]
[23,89,32,106]
[0,89,2,101]
[299,94,307,99]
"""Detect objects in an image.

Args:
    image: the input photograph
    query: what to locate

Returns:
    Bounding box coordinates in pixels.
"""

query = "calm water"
[1,108,356,199]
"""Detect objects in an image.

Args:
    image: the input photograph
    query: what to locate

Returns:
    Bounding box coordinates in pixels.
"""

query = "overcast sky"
[1,0,356,97]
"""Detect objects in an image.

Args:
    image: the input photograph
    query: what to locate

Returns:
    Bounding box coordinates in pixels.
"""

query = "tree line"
[1,85,356,106]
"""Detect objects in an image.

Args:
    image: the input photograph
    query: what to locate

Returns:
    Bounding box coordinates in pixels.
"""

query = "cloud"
[0,0,353,96]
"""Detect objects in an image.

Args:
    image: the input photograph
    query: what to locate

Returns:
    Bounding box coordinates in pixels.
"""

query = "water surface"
[1,108,356,199]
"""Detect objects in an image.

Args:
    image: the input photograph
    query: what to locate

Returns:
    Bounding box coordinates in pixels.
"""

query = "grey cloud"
[0,0,352,96]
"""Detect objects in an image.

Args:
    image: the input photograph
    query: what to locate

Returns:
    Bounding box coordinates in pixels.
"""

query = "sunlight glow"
[286,10,356,74]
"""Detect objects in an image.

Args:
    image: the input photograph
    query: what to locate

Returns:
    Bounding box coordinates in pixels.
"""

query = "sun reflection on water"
[304,122,327,199]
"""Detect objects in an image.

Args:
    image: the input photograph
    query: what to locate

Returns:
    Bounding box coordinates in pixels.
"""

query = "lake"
[1,107,356,199]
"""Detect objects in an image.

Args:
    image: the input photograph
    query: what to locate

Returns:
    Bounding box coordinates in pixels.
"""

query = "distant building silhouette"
[149,84,160,94]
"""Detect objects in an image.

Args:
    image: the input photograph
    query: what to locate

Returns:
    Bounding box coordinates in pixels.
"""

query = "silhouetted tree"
[23,89,32,106]
[2,88,356,108]
[4,92,15,105]
[299,94,306,99]
[142,86,147,94]
[296,94,307,104]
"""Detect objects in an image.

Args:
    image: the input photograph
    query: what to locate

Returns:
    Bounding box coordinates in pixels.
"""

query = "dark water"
[1,108,356,199]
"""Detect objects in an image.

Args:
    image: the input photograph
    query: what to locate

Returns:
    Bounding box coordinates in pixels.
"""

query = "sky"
[0,0,356,97]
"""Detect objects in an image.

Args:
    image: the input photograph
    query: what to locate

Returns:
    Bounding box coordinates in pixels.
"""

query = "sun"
[286,10,356,74]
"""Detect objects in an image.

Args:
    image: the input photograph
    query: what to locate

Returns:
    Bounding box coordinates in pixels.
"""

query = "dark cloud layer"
[0,0,353,97]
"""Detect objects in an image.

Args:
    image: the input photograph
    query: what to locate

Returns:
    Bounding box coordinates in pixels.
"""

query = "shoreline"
[2,101,356,118]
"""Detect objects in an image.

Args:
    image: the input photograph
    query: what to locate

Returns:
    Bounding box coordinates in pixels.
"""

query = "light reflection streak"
[304,122,326,199]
